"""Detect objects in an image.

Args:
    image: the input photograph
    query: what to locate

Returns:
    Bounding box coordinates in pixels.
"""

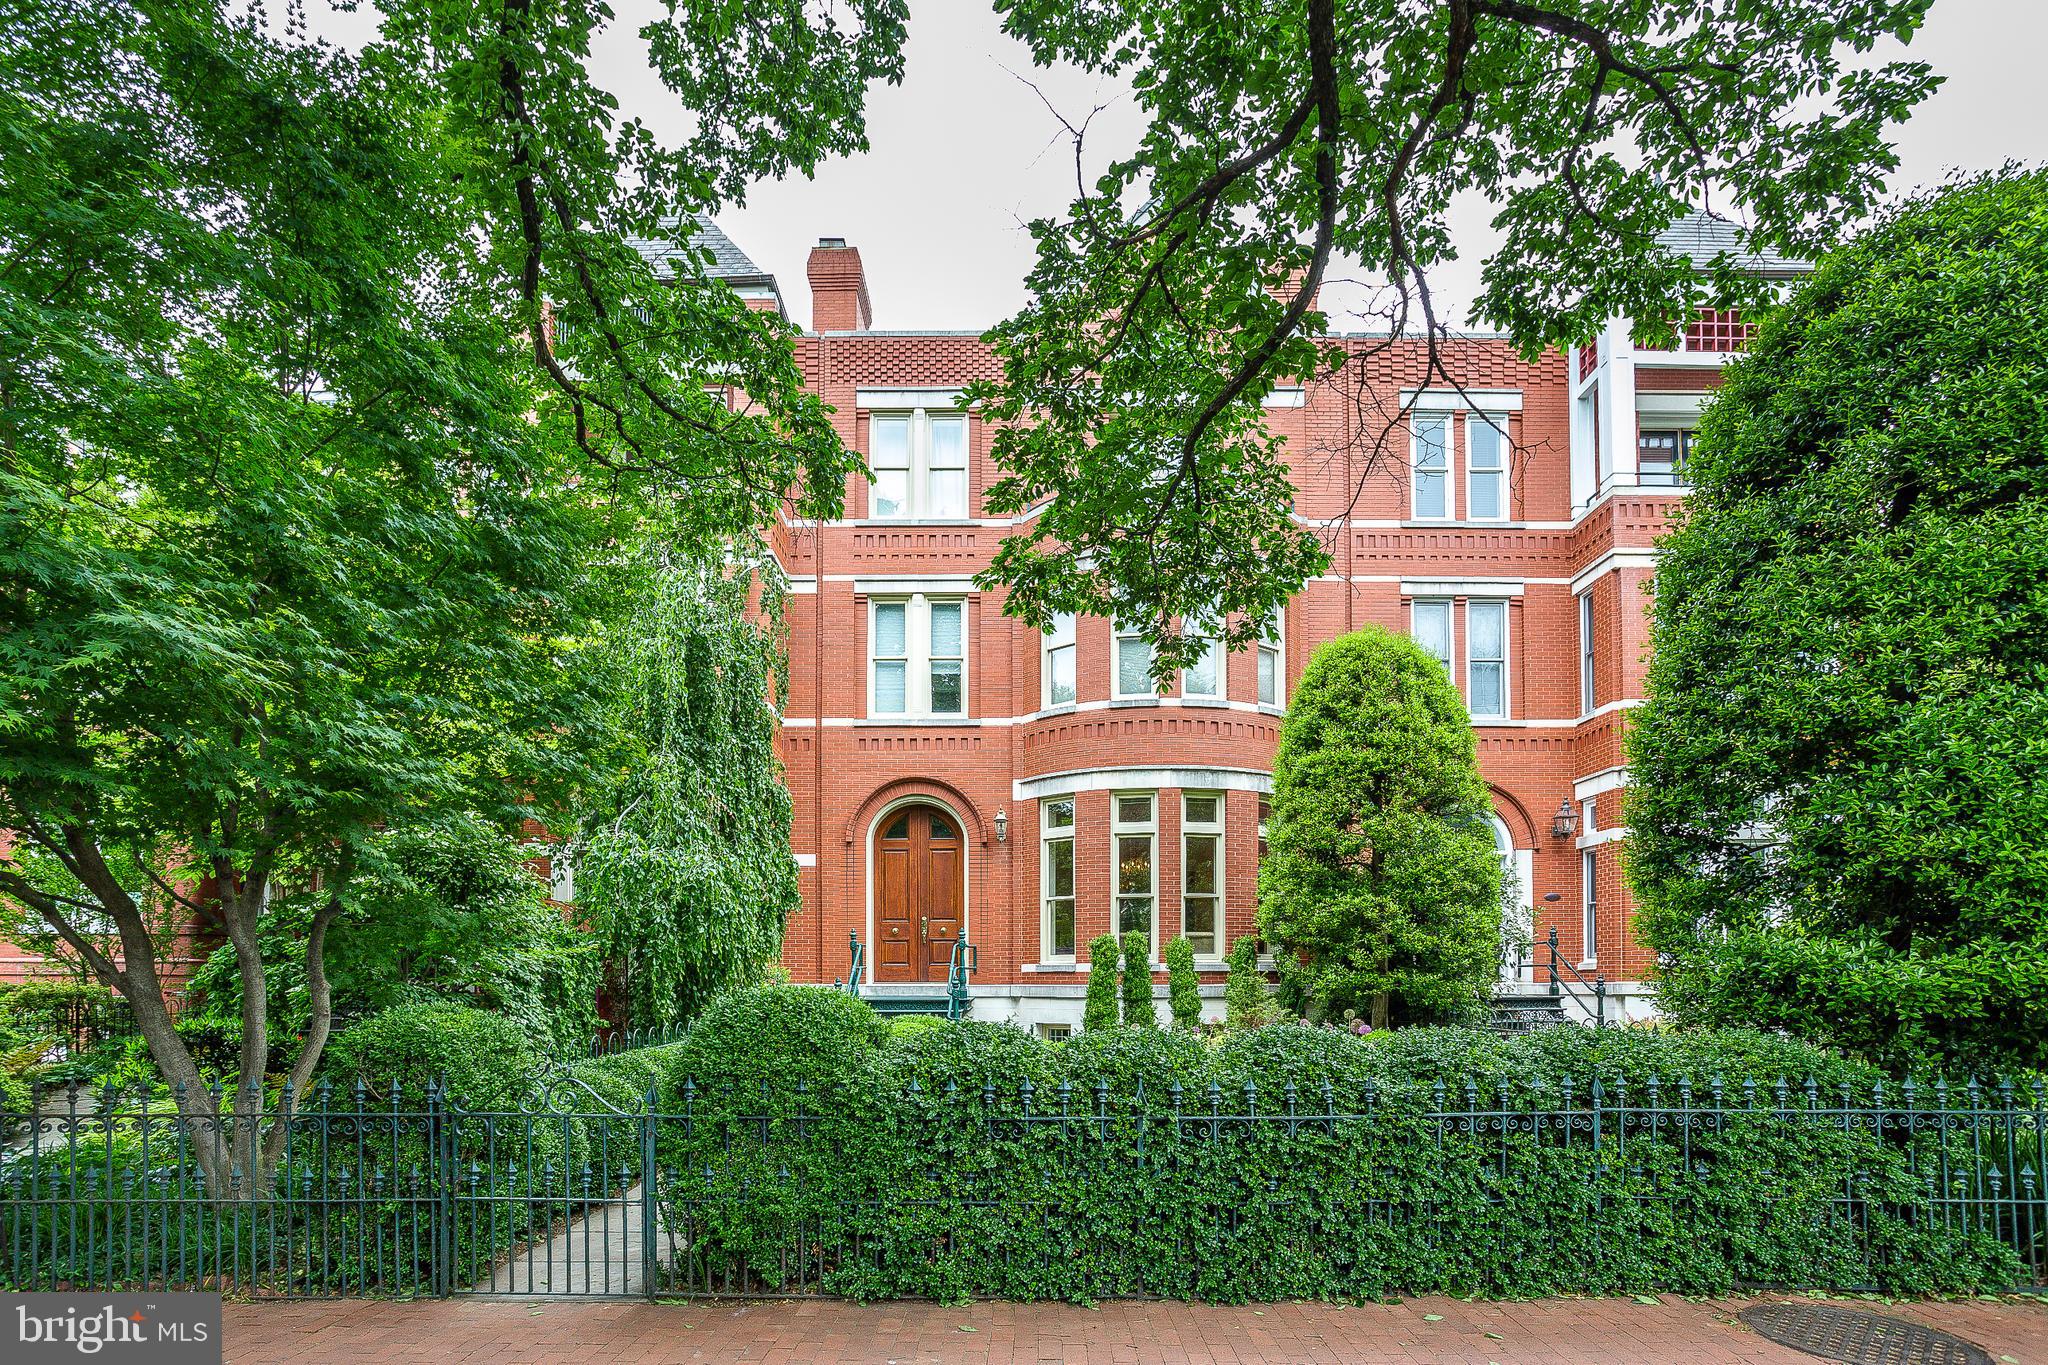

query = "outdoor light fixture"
[994,808,1008,843]
[1551,798,1580,840]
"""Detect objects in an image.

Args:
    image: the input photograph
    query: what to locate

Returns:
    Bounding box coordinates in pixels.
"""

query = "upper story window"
[869,409,968,520]
[1041,796,1076,962]
[1410,598,1509,721]
[1114,621,1157,699]
[1466,413,1509,520]
[1579,591,1596,715]
[1412,414,1451,519]
[1637,428,1693,487]
[1182,617,1225,700]
[1043,612,1077,708]
[869,594,965,718]
[1256,611,1284,708]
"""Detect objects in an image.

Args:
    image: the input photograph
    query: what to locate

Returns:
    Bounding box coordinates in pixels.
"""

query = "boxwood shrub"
[657,1012,2033,1302]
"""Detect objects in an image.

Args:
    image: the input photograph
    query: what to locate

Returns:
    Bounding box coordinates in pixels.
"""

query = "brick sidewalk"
[221,1294,2048,1364]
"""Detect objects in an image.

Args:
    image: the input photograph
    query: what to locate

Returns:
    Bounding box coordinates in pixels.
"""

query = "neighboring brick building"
[747,217,1797,1029]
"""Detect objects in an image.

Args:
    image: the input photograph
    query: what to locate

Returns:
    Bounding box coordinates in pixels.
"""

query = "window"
[869,595,966,718]
[1182,617,1225,700]
[1257,796,1272,863]
[1043,612,1077,708]
[1112,793,1156,942]
[1411,600,1453,675]
[1256,612,1283,707]
[1578,592,1596,715]
[1637,428,1692,487]
[1581,849,1598,963]
[1114,622,1156,699]
[1181,794,1223,958]
[1412,414,1450,518]
[1037,1022,1073,1042]
[868,409,969,519]
[1466,600,1507,720]
[1467,413,1508,520]
[1041,797,1076,961]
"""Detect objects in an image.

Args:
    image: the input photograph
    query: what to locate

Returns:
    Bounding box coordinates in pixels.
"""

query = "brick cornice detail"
[841,776,992,847]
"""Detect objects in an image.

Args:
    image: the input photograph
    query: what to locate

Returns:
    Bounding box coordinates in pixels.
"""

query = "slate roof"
[1657,212,1813,277]
[622,215,784,316]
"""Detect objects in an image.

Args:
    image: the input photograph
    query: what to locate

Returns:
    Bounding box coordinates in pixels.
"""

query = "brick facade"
[770,240,1735,1027]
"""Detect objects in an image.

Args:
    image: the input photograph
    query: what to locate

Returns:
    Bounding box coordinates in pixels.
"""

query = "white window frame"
[1179,792,1224,961]
[1043,612,1077,709]
[1111,791,1158,953]
[1465,599,1509,721]
[867,594,968,719]
[1113,621,1158,700]
[867,407,969,521]
[1465,411,1509,522]
[1256,611,1284,708]
[1411,412,1453,520]
[1181,616,1225,701]
[1040,795,1077,963]
[1581,847,1599,965]
[1636,424,1694,488]
[1579,591,1596,716]
[1411,599,1453,676]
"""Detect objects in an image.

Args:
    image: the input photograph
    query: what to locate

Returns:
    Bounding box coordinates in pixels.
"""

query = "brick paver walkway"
[222,1294,2048,1363]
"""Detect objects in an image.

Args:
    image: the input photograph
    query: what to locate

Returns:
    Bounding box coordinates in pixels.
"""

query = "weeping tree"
[0,0,900,1198]
[572,545,799,1032]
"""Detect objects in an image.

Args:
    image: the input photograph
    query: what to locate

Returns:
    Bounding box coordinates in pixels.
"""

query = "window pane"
[1047,644,1076,706]
[1118,897,1153,937]
[928,816,957,840]
[871,468,908,519]
[1049,612,1075,646]
[1184,638,1221,697]
[1118,835,1151,893]
[929,661,962,714]
[1117,635,1153,695]
[1414,470,1446,519]
[929,601,962,657]
[1414,416,1447,467]
[1258,647,1278,705]
[928,415,966,466]
[1184,833,1218,894]
[1051,897,1075,958]
[1413,602,1451,671]
[873,602,906,657]
[1469,470,1502,520]
[927,467,966,519]
[1469,601,1505,659]
[1470,661,1503,717]
[1116,795,1153,825]
[873,660,907,713]
[871,417,911,468]
[1183,795,1219,825]
[1047,837,1073,897]
[1182,896,1216,953]
[1044,797,1074,830]
[1469,416,1505,469]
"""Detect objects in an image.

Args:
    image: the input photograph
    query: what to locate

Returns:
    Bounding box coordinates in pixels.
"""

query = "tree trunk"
[1370,991,1390,1032]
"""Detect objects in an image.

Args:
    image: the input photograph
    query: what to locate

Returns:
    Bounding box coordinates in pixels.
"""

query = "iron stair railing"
[836,930,866,995]
[1545,926,1609,1028]
[946,934,977,1021]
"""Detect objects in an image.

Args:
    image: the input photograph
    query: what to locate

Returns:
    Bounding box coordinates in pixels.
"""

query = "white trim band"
[1013,766,1273,802]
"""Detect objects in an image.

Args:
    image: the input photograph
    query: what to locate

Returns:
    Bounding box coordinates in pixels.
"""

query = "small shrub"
[1119,932,1154,1027]
[1082,935,1120,1032]
[1224,935,1269,1029]
[665,983,889,1111]
[1164,937,1201,1030]
[322,1002,535,1111]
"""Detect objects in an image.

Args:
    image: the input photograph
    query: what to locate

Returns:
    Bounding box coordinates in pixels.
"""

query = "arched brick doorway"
[872,803,964,982]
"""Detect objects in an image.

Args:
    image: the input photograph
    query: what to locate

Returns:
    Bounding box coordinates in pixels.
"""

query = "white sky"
[313,0,2046,332]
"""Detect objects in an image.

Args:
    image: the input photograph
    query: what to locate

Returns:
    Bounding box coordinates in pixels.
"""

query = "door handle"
[920,914,928,940]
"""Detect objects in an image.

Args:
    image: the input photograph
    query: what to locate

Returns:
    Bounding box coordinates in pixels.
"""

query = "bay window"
[1112,793,1156,941]
[1114,622,1156,699]
[1182,617,1224,700]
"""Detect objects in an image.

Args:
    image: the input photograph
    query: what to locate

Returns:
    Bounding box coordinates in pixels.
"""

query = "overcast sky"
[317,0,2045,332]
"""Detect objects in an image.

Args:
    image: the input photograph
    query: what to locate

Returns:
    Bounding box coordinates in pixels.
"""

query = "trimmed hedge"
[322,1002,536,1111]
[657,997,2033,1301]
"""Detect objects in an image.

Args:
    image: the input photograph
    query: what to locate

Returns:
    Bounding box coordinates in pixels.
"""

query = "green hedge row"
[654,986,2036,1302]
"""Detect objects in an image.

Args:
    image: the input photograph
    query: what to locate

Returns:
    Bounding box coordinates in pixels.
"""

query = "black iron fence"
[2,1072,2042,1300]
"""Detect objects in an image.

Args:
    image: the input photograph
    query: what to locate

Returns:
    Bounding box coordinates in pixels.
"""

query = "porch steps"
[1486,993,1572,1035]
[860,990,956,1019]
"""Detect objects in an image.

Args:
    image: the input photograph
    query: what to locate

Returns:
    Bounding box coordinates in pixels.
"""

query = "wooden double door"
[873,804,963,982]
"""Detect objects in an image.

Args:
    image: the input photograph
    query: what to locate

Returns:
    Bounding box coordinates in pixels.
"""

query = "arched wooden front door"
[873,804,964,982]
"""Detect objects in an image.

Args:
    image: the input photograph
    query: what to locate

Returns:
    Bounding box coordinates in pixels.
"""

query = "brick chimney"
[806,237,872,332]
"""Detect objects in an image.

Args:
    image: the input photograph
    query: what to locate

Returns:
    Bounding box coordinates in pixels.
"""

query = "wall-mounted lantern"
[994,807,1008,843]
[1550,798,1580,840]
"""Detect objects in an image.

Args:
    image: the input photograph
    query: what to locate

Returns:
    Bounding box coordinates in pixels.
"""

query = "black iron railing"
[1546,926,1609,1028]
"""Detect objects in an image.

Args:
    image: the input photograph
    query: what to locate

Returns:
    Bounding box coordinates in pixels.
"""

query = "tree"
[1083,934,1121,1031]
[571,542,797,1032]
[1223,935,1270,1030]
[1627,170,2048,1072]
[1258,629,1499,1028]
[974,0,1938,669]
[0,0,904,1196]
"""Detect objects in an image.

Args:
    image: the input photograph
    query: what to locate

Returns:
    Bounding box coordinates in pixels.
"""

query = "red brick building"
[741,217,1795,1030]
